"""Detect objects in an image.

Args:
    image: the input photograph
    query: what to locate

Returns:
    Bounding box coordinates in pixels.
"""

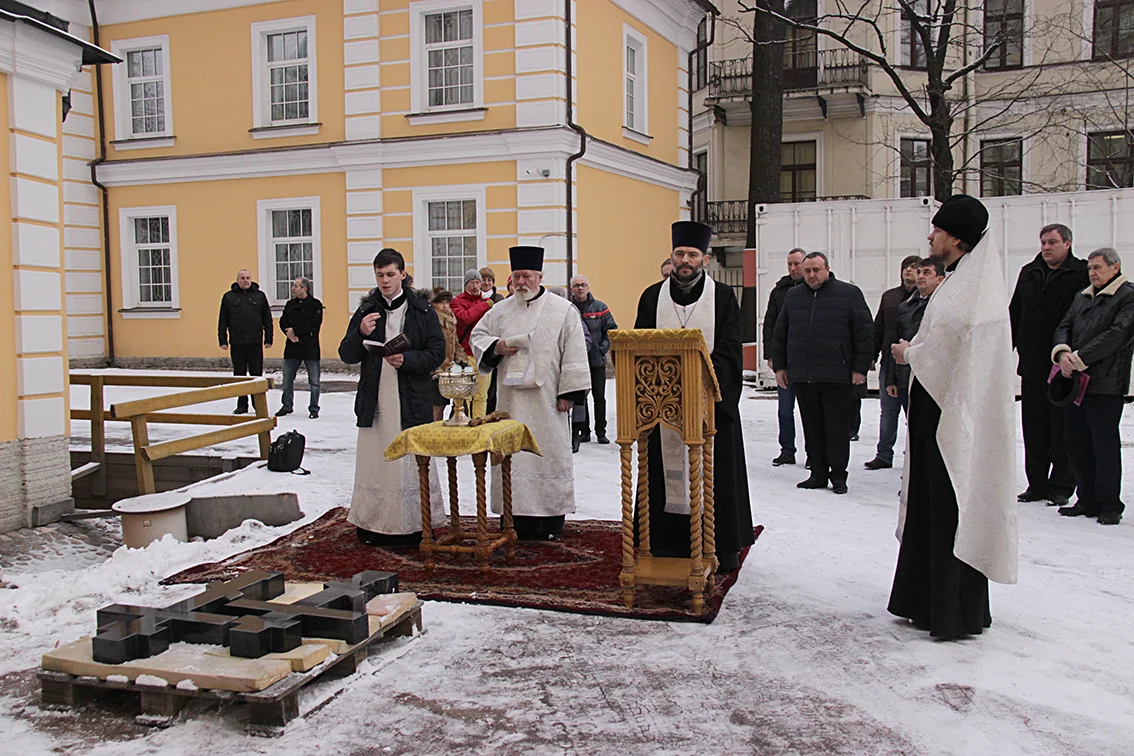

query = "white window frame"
[408,0,484,120]
[257,197,323,308]
[411,185,487,290]
[109,35,174,148]
[250,16,319,138]
[894,132,933,199]
[118,205,180,317]
[623,25,650,142]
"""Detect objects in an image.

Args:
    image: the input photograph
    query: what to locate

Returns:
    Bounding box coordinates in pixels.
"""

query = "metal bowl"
[437,371,477,399]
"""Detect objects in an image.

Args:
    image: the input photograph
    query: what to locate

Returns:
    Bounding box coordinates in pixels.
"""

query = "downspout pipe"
[565,0,587,282]
[687,12,716,216]
[88,0,114,365]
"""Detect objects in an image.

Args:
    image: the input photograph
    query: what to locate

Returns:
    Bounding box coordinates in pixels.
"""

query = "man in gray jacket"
[570,275,617,446]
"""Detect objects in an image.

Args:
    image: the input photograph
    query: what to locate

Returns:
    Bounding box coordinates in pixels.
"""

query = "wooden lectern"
[609,328,722,613]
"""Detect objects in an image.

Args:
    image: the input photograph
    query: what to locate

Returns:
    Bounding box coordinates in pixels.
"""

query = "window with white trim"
[110,36,173,142]
[257,198,322,306]
[899,0,928,69]
[409,0,484,116]
[427,199,478,293]
[251,17,318,132]
[119,206,179,313]
[623,27,649,134]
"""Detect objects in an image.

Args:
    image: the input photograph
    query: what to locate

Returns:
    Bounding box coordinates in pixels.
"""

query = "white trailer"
[748,189,1134,389]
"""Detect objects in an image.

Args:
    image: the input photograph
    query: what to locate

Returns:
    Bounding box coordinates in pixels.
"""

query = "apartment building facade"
[692,0,1134,247]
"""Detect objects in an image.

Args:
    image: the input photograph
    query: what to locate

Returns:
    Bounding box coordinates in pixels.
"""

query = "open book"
[363,333,412,357]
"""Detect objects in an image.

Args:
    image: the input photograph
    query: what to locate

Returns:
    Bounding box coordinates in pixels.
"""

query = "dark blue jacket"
[769,274,874,384]
[573,293,617,367]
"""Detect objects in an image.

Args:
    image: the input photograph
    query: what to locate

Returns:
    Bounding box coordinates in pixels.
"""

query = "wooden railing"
[70,373,276,497]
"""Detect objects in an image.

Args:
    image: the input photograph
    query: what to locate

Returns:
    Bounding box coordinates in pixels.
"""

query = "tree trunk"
[746,0,786,248]
[927,87,955,201]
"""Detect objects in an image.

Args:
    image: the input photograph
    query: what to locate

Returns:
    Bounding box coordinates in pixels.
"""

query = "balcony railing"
[708,49,869,99]
[706,196,870,236]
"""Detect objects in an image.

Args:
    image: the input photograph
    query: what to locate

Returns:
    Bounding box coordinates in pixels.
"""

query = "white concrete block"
[347,191,383,215]
[17,356,65,395]
[344,13,379,39]
[63,181,99,204]
[344,0,379,13]
[515,0,561,20]
[517,208,564,235]
[517,181,565,208]
[541,261,568,287]
[11,134,60,181]
[64,226,101,249]
[348,241,381,264]
[518,234,565,260]
[517,158,565,181]
[12,222,61,268]
[9,77,58,139]
[65,248,102,270]
[349,265,378,288]
[515,100,562,128]
[65,294,103,315]
[344,39,380,65]
[65,271,102,293]
[11,178,60,223]
[345,89,381,115]
[515,47,564,74]
[63,157,90,181]
[66,315,104,337]
[62,135,96,160]
[62,113,95,138]
[18,397,66,438]
[68,336,106,358]
[14,270,62,311]
[516,74,563,101]
[64,203,100,226]
[67,90,94,115]
[515,19,563,48]
[346,115,381,141]
[15,315,64,353]
[345,64,380,90]
[346,168,382,190]
[348,216,382,239]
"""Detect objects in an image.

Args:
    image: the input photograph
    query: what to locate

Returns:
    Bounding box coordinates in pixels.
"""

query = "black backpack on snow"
[268,430,309,474]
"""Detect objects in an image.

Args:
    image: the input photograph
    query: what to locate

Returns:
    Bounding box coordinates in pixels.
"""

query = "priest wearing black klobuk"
[888,195,1019,638]
[633,220,754,571]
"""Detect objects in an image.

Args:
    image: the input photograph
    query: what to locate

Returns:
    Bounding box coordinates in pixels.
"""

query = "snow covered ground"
[1,373,1133,754]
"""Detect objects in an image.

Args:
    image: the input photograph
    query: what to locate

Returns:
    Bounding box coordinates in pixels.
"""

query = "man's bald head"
[236,269,252,289]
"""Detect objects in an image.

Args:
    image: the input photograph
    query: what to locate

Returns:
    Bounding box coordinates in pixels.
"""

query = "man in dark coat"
[1009,223,1089,506]
[1052,247,1134,525]
[634,220,754,572]
[770,252,873,494]
[763,248,804,466]
[277,276,324,419]
[883,258,942,399]
[570,274,618,446]
[339,249,446,546]
[863,255,921,469]
[218,268,273,414]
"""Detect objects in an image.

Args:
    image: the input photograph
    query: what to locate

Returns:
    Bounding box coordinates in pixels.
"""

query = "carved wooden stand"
[610,329,721,614]
[417,453,517,574]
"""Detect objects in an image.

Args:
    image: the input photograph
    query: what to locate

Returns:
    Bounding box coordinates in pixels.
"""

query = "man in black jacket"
[570,275,617,445]
[1052,247,1134,525]
[277,276,324,419]
[218,269,273,414]
[1009,223,1089,506]
[340,249,447,546]
[863,255,921,469]
[770,252,874,494]
[883,258,943,398]
[763,248,804,466]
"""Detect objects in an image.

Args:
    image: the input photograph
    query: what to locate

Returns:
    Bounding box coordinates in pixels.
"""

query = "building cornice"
[0,15,87,91]
[93,0,279,25]
[611,0,705,47]
[93,127,699,194]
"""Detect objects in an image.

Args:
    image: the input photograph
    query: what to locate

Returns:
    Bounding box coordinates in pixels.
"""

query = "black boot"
[797,476,828,489]
[772,452,796,466]
[572,430,581,454]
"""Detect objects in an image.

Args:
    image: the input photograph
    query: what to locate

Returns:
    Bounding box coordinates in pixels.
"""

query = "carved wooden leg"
[688,443,705,614]
[636,432,651,556]
[447,457,460,534]
[474,451,489,573]
[619,442,636,608]
[502,455,516,563]
[704,433,718,576]
[417,456,435,573]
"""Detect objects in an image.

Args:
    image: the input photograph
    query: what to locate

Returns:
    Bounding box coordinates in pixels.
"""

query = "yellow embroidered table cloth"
[384,419,541,461]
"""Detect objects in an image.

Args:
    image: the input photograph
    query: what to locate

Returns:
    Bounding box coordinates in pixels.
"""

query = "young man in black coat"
[218,269,273,414]
[339,249,447,546]
[277,276,324,419]
[770,252,874,494]
[1009,223,1089,506]
[762,248,804,466]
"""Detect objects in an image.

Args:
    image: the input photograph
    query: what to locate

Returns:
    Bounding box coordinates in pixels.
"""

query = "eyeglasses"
[571,283,588,288]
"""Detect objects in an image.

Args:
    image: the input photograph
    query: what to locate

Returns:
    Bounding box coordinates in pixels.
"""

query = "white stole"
[655,276,716,514]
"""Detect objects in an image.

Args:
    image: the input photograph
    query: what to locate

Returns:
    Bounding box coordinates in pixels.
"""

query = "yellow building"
[50,0,712,368]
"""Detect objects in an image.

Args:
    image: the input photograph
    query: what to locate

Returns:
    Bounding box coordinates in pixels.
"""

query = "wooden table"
[385,420,541,574]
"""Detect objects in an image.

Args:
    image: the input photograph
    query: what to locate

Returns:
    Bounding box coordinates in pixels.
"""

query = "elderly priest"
[634,221,754,572]
[470,246,591,540]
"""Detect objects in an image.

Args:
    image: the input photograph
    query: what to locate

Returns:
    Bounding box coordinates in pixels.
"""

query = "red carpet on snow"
[163,508,763,623]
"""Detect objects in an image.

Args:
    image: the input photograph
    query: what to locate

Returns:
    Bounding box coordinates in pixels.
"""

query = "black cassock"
[887,378,991,638]
[634,276,754,571]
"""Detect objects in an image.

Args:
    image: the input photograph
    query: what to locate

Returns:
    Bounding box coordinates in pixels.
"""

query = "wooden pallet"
[38,602,423,735]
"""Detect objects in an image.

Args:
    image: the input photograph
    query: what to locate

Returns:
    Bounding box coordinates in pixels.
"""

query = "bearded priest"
[470,246,591,540]
[633,221,754,572]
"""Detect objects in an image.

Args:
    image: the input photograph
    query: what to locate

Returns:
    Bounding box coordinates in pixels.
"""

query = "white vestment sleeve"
[557,306,592,396]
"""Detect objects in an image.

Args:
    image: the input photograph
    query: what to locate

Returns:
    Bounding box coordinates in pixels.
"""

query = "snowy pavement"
[0,375,1132,754]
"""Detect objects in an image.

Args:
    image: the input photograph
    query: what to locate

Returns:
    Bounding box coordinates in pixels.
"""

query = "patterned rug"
[163,508,763,623]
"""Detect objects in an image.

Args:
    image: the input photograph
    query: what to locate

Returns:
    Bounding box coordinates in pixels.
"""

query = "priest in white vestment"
[470,246,591,540]
[889,195,1018,639]
[339,249,446,547]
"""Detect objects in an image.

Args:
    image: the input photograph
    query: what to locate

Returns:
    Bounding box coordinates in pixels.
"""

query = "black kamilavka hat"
[672,221,712,253]
[509,246,544,272]
[931,195,989,249]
